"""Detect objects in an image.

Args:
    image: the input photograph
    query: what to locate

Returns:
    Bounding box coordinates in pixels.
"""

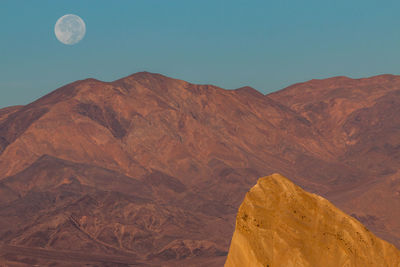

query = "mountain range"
[0,72,399,266]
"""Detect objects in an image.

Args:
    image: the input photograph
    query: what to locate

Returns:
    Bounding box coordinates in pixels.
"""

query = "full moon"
[54,14,86,45]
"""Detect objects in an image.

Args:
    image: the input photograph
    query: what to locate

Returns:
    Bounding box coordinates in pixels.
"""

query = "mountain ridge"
[1,72,400,265]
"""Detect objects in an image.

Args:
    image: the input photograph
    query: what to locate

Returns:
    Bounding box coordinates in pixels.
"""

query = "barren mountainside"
[0,72,399,265]
[225,174,400,267]
[269,74,400,246]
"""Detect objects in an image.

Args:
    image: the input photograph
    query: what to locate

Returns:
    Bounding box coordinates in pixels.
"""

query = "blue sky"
[1,0,400,108]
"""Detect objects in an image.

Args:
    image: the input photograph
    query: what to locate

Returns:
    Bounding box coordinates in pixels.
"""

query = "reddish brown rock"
[269,74,400,246]
[0,72,400,265]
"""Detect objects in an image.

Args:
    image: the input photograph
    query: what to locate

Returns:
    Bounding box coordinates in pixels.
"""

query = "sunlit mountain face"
[225,174,400,267]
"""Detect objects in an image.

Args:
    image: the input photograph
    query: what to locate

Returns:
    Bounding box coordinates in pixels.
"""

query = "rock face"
[0,72,400,265]
[225,174,400,267]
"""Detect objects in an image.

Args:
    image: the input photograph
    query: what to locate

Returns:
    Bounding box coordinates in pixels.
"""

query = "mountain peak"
[234,86,264,97]
[113,71,185,84]
[285,73,400,90]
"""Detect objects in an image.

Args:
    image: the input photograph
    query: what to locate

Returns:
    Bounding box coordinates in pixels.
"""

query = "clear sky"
[1,0,400,108]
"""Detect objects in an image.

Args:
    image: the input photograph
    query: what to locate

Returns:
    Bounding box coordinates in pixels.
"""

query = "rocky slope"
[0,72,399,265]
[269,75,400,246]
[225,174,400,267]
[0,72,327,266]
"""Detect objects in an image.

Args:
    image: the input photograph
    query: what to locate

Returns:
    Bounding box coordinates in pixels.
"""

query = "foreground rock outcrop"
[225,174,400,267]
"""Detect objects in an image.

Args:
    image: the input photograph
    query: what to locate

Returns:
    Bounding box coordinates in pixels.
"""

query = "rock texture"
[269,75,400,246]
[0,72,322,266]
[225,174,400,267]
[0,72,400,265]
